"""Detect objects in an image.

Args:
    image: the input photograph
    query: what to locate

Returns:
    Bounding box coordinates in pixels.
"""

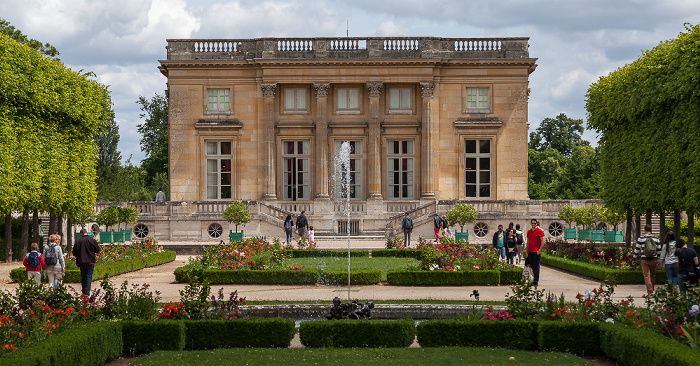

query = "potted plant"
[574,207,591,241]
[558,205,577,240]
[601,207,625,243]
[118,206,139,242]
[446,203,479,242]
[589,205,605,242]
[223,201,252,241]
[95,205,120,242]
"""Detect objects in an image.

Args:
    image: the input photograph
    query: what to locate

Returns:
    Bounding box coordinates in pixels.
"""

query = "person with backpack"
[433,214,442,242]
[23,242,45,284]
[515,224,525,264]
[296,211,309,240]
[401,212,413,246]
[43,234,65,287]
[674,238,698,298]
[283,215,294,245]
[634,224,661,295]
[73,228,101,296]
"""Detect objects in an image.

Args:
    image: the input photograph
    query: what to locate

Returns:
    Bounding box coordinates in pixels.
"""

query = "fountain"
[333,141,353,300]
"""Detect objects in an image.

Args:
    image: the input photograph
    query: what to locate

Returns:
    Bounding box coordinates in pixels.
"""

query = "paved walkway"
[0,239,649,303]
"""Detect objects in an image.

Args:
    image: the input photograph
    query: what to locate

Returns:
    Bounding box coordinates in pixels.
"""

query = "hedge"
[290,249,369,258]
[299,319,415,348]
[386,270,502,286]
[416,319,538,350]
[183,318,295,349]
[0,322,122,366]
[371,249,421,259]
[10,251,176,283]
[538,322,602,356]
[541,254,666,284]
[122,320,186,356]
[174,266,381,285]
[599,323,700,366]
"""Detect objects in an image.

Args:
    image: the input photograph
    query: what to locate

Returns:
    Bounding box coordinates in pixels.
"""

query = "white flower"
[429,264,438,271]
[605,318,614,323]
[584,290,593,300]
[240,252,246,257]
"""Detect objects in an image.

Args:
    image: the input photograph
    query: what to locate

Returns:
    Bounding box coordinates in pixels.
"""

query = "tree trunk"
[58,215,64,246]
[625,209,633,247]
[5,214,12,262]
[635,214,641,238]
[49,213,57,235]
[21,210,29,257]
[32,209,39,244]
[645,210,652,227]
[674,210,681,241]
[688,211,695,248]
[66,218,73,253]
[659,212,666,244]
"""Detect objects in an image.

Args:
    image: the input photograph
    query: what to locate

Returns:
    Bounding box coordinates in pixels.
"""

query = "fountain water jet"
[333,141,352,300]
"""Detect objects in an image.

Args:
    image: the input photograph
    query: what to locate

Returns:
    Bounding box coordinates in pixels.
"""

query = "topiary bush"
[299,319,415,348]
[538,322,602,356]
[122,320,186,355]
[417,319,538,350]
[173,267,381,285]
[183,318,295,349]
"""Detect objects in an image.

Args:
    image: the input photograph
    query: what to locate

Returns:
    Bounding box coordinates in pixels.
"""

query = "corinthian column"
[314,83,330,200]
[366,81,383,200]
[420,82,436,199]
[261,83,277,200]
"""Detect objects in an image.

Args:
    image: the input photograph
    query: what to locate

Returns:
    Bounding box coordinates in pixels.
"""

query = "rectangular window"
[207,89,230,112]
[466,87,489,111]
[334,141,362,199]
[336,88,360,111]
[465,139,491,198]
[282,141,310,201]
[206,141,232,199]
[389,87,412,111]
[387,140,414,199]
[283,88,307,112]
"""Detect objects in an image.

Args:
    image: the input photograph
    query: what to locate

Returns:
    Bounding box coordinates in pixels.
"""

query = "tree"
[0,18,59,59]
[446,203,479,233]
[96,111,122,200]
[137,94,168,187]
[223,201,252,233]
[528,147,565,199]
[529,113,590,158]
[551,145,600,199]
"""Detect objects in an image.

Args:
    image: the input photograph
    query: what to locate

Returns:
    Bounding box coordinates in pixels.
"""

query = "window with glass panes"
[388,87,412,111]
[465,139,491,198]
[334,141,362,199]
[466,87,489,110]
[282,141,310,201]
[388,141,414,199]
[207,89,230,112]
[336,88,360,111]
[283,88,307,112]
[206,141,232,199]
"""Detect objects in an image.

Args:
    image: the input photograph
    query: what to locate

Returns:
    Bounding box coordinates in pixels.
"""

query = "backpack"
[403,217,413,230]
[434,216,441,228]
[28,251,39,268]
[284,220,293,232]
[643,236,657,257]
[45,244,57,266]
[516,231,524,246]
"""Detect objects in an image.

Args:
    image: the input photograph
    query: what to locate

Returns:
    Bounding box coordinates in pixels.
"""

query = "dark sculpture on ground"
[326,297,374,320]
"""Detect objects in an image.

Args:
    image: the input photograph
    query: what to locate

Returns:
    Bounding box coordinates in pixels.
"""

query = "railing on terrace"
[165,37,530,61]
[333,201,366,214]
[386,200,438,237]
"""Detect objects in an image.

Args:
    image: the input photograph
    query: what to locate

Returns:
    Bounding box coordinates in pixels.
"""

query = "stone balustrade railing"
[165,37,530,61]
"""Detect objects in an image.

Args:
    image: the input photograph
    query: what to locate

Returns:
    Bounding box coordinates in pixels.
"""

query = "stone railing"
[385,201,420,213]
[165,37,530,61]
[333,201,366,214]
[386,200,438,237]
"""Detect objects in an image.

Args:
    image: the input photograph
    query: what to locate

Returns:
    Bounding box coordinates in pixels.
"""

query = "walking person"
[43,234,65,287]
[634,224,661,295]
[401,212,413,246]
[155,188,166,202]
[23,242,45,284]
[73,228,101,296]
[440,216,449,238]
[296,211,309,240]
[433,214,442,242]
[492,225,506,262]
[505,228,517,264]
[515,224,524,264]
[526,219,545,285]
[659,232,678,287]
[283,215,294,245]
[675,238,698,298]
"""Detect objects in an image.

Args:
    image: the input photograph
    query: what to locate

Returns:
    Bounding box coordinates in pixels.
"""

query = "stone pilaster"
[420,82,436,199]
[366,81,383,200]
[314,83,330,200]
[261,83,277,200]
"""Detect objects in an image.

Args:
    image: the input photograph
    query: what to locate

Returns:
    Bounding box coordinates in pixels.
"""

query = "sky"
[2,0,699,164]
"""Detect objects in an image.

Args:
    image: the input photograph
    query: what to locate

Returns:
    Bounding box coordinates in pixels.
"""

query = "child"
[23,242,45,284]
[308,226,315,244]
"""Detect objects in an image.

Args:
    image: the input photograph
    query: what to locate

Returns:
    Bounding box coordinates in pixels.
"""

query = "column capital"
[366,81,383,98]
[420,82,435,98]
[313,83,330,98]
[260,83,277,98]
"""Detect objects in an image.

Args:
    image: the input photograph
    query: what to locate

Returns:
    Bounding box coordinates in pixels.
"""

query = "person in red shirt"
[526,218,545,285]
[23,242,46,284]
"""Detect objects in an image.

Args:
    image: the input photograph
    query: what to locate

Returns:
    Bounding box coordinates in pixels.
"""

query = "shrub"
[183,318,294,349]
[299,319,415,348]
[222,200,252,233]
[446,203,478,232]
[174,267,380,285]
[499,267,525,284]
[122,320,186,355]
[600,323,700,366]
[386,270,500,286]
[541,254,666,284]
[417,319,538,350]
[538,322,602,356]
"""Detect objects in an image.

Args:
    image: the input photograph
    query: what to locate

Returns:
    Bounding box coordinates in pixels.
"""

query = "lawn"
[132,347,593,365]
[286,257,418,281]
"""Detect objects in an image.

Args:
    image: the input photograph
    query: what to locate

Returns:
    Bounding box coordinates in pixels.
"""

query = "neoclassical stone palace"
[137,36,547,242]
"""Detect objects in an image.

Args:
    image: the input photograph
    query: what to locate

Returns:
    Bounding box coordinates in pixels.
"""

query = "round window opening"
[91,224,100,237]
[208,223,223,239]
[133,223,149,239]
[548,222,564,237]
[474,222,489,238]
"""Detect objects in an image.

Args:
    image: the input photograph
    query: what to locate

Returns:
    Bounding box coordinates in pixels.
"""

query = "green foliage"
[665,219,700,238]
[183,319,295,349]
[505,281,545,319]
[538,322,603,356]
[174,266,380,285]
[0,18,59,59]
[101,280,161,321]
[222,201,252,232]
[95,111,122,199]
[299,319,415,348]
[558,205,576,227]
[96,205,120,229]
[118,206,140,228]
[540,254,666,284]
[386,270,502,286]
[529,113,590,158]
[528,145,600,200]
[290,249,370,258]
[385,235,406,249]
[599,323,700,366]
[122,321,186,356]
[137,94,169,187]
[446,203,479,232]
[416,319,538,349]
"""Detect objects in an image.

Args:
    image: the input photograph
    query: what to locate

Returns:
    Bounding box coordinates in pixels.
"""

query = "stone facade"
[154,37,539,240]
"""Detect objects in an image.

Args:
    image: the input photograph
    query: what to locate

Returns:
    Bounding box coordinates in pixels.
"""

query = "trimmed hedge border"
[300,319,415,348]
[174,266,381,285]
[386,267,522,286]
[417,319,538,349]
[371,249,421,259]
[10,251,176,283]
[122,320,186,356]
[290,249,369,258]
[599,323,700,366]
[539,322,602,356]
[183,318,295,349]
[541,254,666,284]
[0,322,122,366]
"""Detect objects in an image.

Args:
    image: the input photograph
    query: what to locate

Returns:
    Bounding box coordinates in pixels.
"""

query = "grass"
[132,347,593,365]
[286,257,419,281]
